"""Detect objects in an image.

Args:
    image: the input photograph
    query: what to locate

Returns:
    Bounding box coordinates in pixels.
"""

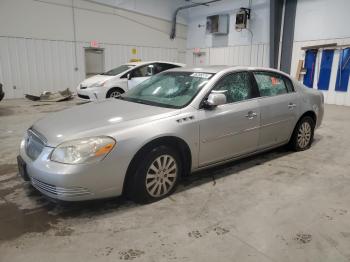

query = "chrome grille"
[25,128,46,160]
[31,177,91,197]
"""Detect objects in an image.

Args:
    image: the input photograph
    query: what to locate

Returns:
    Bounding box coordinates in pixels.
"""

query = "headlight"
[50,136,116,164]
[90,81,106,88]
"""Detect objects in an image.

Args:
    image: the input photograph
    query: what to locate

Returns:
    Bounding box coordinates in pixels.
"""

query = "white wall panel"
[295,0,350,42]
[92,0,187,24]
[186,44,269,67]
[186,0,270,49]
[0,37,183,99]
[0,0,186,99]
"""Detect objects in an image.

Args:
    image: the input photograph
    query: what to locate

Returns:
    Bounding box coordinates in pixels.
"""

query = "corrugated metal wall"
[186,43,269,67]
[291,37,350,106]
[0,36,180,99]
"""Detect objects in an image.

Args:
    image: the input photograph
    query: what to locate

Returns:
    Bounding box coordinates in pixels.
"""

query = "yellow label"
[130,58,141,62]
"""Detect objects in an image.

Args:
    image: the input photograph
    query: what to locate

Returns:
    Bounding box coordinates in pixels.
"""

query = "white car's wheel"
[106,88,124,98]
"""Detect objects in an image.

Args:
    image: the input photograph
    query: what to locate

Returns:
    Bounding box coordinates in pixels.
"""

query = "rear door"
[252,71,299,149]
[198,71,261,166]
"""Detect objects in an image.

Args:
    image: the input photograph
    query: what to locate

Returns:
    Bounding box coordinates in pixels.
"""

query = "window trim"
[251,70,295,98]
[283,75,295,93]
[199,70,260,109]
[120,63,155,79]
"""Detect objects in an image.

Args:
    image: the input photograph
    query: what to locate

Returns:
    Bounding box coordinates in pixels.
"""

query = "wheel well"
[299,111,317,125]
[106,87,124,97]
[122,136,192,194]
[289,110,317,144]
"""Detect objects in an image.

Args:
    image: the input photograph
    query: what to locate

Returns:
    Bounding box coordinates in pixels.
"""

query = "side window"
[155,63,180,74]
[213,72,254,104]
[253,72,288,97]
[132,64,156,78]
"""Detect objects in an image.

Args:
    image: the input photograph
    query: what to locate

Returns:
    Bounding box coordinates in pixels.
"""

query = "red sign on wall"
[90,40,99,48]
[194,48,201,53]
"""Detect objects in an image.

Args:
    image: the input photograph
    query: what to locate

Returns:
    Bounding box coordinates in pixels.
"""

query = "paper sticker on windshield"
[190,73,212,79]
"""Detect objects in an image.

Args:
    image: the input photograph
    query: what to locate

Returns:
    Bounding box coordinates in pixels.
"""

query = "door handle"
[245,111,257,119]
[288,103,297,109]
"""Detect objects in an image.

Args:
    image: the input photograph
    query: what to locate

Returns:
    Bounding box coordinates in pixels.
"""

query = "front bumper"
[76,86,106,102]
[19,139,129,201]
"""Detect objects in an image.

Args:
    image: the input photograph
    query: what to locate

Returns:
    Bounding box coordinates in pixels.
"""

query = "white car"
[77,61,185,101]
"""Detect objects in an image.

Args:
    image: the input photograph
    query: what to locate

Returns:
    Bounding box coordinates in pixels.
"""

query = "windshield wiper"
[127,97,152,105]
[122,97,176,108]
[133,99,150,105]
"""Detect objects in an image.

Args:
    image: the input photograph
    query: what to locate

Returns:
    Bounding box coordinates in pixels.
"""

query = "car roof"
[125,61,185,67]
[167,65,292,78]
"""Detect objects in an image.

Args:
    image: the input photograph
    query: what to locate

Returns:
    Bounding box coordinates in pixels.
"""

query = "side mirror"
[127,73,132,80]
[203,92,226,109]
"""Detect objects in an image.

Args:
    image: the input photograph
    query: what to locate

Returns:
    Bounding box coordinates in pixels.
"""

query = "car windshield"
[101,65,135,76]
[121,72,214,108]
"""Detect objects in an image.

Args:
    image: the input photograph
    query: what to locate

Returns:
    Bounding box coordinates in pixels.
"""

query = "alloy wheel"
[145,154,178,197]
[297,122,312,149]
[110,91,121,98]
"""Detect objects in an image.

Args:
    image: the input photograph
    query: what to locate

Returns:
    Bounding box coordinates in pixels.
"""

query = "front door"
[198,71,261,166]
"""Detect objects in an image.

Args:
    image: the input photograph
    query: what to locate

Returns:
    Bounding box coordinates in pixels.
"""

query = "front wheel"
[126,145,181,203]
[289,116,315,151]
[106,87,124,98]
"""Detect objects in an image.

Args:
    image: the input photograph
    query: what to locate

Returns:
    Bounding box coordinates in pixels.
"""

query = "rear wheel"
[126,145,181,203]
[106,87,124,98]
[289,116,315,151]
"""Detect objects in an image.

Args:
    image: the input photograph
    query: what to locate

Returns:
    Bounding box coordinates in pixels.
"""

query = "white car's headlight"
[50,136,116,164]
[90,81,106,88]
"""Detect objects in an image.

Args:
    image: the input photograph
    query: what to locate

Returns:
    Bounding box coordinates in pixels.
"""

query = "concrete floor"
[0,99,350,262]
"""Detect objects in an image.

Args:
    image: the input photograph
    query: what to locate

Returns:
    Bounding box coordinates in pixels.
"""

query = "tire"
[126,145,182,204]
[289,116,315,151]
[106,87,124,98]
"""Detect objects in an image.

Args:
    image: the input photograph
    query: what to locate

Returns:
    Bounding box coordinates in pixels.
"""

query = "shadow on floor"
[32,146,294,216]
[0,144,298,242]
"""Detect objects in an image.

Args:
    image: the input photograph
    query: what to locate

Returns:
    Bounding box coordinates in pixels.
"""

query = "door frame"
[84,47,105,78]
[249,70,299,149]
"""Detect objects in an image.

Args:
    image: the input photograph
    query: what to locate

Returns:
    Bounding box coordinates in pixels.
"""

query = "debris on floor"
[294,233,312,244]
[25,88,73,102]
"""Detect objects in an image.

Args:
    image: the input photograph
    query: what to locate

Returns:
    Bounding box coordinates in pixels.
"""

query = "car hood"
[80,75,115,86]
[32,99,179,147]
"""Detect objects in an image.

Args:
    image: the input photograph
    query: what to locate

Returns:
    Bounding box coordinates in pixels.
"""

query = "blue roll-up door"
[303,49,318,88]
[318,49,334,91]
[335,48,350,92]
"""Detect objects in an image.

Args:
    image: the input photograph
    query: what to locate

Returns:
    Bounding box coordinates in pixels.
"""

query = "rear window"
[155,63,181,73]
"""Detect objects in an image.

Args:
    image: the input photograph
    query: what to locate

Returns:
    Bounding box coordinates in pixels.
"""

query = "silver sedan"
[18,66,324,203]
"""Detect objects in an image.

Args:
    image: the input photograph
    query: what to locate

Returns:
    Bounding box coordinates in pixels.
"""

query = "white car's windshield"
[122,72,214,108]
[102,65,135,76]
